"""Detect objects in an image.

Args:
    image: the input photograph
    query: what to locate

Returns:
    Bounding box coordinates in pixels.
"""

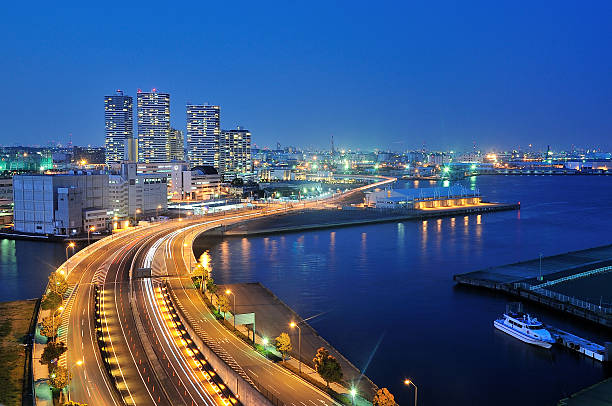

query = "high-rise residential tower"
[168,128,185,161]
[220,127,252,180]
[186,104,220,168]
[137,89,170,163]
[104,90,133,165]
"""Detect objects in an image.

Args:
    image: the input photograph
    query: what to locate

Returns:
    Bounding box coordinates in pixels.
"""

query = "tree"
[373,388,396,406]
[231,178,244,187]
[313,347,343,388]
[192,264,204,289]
[48,272,68,296]
[41,291,63,311]
[275,332,292,362]
[40,341,67,367]
[193,251,212,292]
[49,366,71,390]
[40,316,60,339]
[206,278,217,300]
[218,294,230,316]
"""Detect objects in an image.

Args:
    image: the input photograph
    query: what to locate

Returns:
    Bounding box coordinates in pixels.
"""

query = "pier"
[547,325,610,362]
[454,244,612,327]
[225,202,519,236]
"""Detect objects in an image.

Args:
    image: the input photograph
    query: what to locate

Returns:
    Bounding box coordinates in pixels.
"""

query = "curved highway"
[58,175,395,405]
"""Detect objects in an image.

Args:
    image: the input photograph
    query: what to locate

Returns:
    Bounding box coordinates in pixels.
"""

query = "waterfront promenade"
[217,282,379,399]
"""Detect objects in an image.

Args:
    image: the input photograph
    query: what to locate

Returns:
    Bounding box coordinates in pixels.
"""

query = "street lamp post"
[290,321,302,374]
[112,216,118,240]
[225,289,236,330]
[87,225,95,245]
[538,253,543,281]
[65,242,75,274]
[404,379,418,406]
[67,360,83,401]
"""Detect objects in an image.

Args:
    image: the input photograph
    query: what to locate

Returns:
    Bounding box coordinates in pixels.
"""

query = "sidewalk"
[33,311,51,406]
[207,292,371,405]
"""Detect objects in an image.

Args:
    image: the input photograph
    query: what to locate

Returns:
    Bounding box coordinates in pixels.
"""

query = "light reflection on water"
[200,176,612,406]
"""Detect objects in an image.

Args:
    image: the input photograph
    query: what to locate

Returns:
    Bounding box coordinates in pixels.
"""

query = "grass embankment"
[0,299,37,406]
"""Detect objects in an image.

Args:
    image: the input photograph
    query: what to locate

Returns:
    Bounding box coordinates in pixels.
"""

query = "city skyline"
[1,4,611,406]
[3,3,612,151]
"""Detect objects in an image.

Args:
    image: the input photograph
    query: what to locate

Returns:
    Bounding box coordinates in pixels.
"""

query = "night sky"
[2,2,612,151]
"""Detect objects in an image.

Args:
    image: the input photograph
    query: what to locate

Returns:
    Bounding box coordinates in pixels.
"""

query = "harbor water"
[1,175,611,405]
[198,175,612,405]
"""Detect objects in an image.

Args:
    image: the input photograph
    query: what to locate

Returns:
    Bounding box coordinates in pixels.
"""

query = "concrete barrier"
[168,288,273,406]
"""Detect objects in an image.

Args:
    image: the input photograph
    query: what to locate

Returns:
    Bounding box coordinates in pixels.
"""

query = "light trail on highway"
[58,176,394,405]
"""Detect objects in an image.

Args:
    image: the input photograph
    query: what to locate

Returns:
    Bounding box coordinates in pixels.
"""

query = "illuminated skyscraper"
[104,90,133,165]
[168,128,185,161]
[186,104,220,168]
[220,127,252,180]
[137,89,170,163]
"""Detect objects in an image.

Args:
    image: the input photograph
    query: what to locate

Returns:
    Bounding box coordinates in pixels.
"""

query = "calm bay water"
[1,175,611,405]
[199,176,612,406]
[0,238,65,301]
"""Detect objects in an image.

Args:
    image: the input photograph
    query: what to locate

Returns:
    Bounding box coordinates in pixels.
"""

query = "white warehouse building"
[13,171,109,236]
[365,185,481,209]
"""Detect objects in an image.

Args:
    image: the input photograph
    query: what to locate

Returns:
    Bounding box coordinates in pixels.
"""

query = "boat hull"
[494,320,553,349]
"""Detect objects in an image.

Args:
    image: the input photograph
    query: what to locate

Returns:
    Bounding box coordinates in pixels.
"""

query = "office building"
[186,104,220,168]
[169,128,185,161]
[170,166,221,201]
[137,90,171,163]
[13,171,109,235]
[219,127,252,180]
[104,90,133,165]
[108,163,167,220]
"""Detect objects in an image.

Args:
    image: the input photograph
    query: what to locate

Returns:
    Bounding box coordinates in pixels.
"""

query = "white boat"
[494,311,555,348]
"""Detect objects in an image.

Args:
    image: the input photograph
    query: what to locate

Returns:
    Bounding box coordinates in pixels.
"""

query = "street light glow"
[290,321,296,328]
[262,337,269,346]
[76,360,83,366]
[68,242,75,248]
[350,388,356,397]
[225,289,231,295]
[404,379,412,385]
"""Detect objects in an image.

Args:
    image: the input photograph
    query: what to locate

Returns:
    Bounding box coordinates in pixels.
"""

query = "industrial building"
[365,185,481,209]
[12,171,109,235]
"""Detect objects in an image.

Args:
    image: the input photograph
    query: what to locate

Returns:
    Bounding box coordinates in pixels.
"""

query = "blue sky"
[2,1,612,151]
